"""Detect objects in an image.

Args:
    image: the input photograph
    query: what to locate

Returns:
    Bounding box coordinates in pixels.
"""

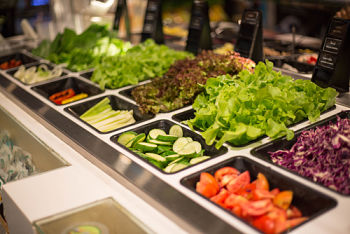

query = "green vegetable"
[91,39,192,90]
[32,24,131,71]
[80,97,136,132]
[188,60,338,148]
[117,124,210,173]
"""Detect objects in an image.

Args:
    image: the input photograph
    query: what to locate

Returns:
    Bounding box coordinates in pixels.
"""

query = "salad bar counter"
[0,37,350,233]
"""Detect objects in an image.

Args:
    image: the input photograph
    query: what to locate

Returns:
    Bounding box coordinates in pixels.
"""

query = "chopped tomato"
[224,193,248,209]
[270,188,280,196]
[227,171,250,193]
[252,215,275,234]
[273,191,293,210]
[286,206,302,219]
[285,217,308,229]
[196,172,219,198]
[240,199,273,216]
[256,173,269,190]
[214,167,239,183]
[252,189,275,200]
[210,188,229,205]
[266,207,287,233]
[219,174,238,187]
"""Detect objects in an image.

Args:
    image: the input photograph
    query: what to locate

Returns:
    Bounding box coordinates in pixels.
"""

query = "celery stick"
[93,111,131,129]
[80,97,110,118]
[80,108,113,122]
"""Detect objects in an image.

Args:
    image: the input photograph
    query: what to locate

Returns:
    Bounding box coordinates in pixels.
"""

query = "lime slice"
[145,153,166,162]
[149,129,166,139]
[117,131,137,146]
[169,125,183,137]
[190,156,210,165]
[135,142,157,152]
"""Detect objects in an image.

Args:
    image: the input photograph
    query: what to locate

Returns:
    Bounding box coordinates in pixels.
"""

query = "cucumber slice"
[163,163,176,173]
[177,141,202,156]
[164,154,180,162]
[157,145,172,154]
[169,156,184,165]
[145,153,166,162]
[157,134,178,142]
[161,151,177,156]
[169,125,183,137]
[170,163,188,172]
[135,142,157,152]
[149,129,166,139]
[190,156,210,165]
[117,131,137,146]
[186,137,193,143]
[173,137,189,153]
[148,139,172,145]
[130,133,146,148]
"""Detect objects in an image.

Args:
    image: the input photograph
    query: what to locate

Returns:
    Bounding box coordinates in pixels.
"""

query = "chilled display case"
[0,45,349,234]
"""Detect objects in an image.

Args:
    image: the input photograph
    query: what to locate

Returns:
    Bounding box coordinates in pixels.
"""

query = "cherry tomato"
[227,171,250,193]
[252,189,275,200]
[273,191,293,210]
[253,215,275,234]
[286,206,302,219]
[214,167,239,183]
[210,188,229,205]
[256,173,269,190]
[196,172,219,198]
[240,199,273,216]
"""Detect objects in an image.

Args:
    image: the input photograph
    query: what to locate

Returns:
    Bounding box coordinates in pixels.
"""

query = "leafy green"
[188,60,338,148]
[32,24,131,71]
[91,39,192,90]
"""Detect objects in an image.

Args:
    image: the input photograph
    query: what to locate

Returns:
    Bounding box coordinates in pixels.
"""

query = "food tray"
[0,52,38,70]
[251,111,350,196]
[268,58,315,74]
[65,95,154,134]
[172,105,336,147]
[80,71,93,80]
[6,62,68,85]
[32,77,103,106]
[111,119,228,174]
[181,156,337,233]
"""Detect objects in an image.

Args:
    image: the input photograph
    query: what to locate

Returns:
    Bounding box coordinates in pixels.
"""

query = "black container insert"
[7,62,67,85]
[0,52,37,70]
[181,156,337,233]
[65,95,154,134]
[80,71,93,80]
[32,77,103,106]
[111,119,228,174]
[251,110,350,196]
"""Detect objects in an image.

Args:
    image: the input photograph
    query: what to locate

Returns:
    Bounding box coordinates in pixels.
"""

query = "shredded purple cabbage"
[269,115,350,195]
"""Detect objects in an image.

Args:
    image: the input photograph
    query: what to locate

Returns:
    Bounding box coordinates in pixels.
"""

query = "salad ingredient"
[14,64,63,84]
[0,59,22,70]
[80,97,135,132]
[196,167,307,233]
[0,130,36,186]
[188,60,338,148]
[61,93,88,104]
[132,51,255,114]
[269,115,350,195]
[91,39,192,90]
[49,88,75,105]
[118,124,210,173]
[32,24,131,71]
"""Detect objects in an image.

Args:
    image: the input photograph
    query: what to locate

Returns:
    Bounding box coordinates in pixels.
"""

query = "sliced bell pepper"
[61,93,88,104]
[49,88,75,105]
